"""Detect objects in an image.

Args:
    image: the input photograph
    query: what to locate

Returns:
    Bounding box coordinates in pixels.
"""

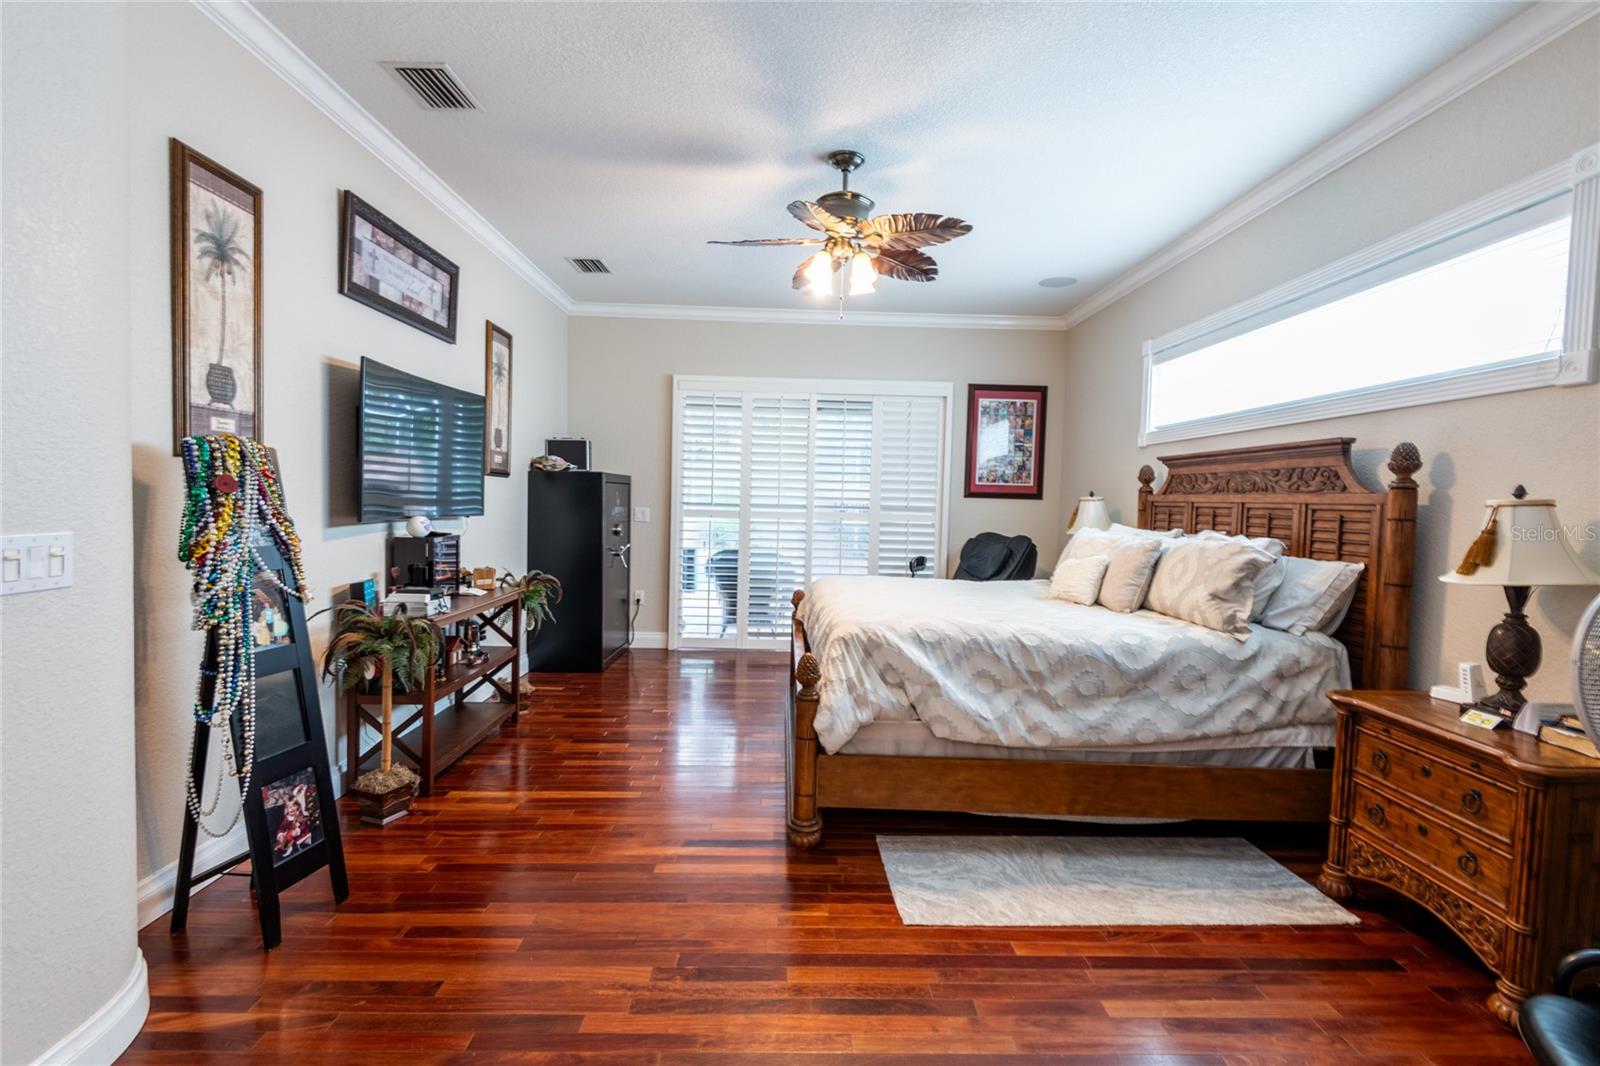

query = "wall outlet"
[632,506,650,523]
[633,590,645,606]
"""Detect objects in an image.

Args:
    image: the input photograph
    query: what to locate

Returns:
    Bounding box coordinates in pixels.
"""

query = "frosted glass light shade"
[1068,495,1112,534]
[1440,497,1600,587]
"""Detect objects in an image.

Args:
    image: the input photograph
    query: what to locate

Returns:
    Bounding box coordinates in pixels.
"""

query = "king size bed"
[785,437,1422,846]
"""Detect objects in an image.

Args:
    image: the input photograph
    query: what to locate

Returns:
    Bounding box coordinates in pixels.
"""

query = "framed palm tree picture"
[484,321,512,476]
[170,139,262,454]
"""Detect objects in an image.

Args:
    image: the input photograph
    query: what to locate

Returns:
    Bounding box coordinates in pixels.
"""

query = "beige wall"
[2,4,145,1060]
[127,3,567,889]
[1056,20,1600,701]
[567,317,1069,636]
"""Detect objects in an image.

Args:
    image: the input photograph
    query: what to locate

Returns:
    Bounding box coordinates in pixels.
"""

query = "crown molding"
[1060,1,1599,331]
[190,0,574,312]
[568,301,1067,331]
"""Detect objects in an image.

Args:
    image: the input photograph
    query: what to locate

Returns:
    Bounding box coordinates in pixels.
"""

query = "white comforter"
[797,576,1348,755]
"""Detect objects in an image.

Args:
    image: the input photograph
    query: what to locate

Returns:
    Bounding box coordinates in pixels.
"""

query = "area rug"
[876,835,1358,927]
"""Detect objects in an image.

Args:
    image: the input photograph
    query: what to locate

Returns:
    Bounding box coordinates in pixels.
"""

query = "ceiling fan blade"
[859,213,972,251]
[872,247,939,283]
[708,238,825,246]
[788,200,851,236]
[791,254,842,290]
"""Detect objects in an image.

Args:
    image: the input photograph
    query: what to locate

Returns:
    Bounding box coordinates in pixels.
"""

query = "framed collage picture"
[338,191,459,342]
[964,383,1047,499]
[170,139,263,454]
[484,321,513,476]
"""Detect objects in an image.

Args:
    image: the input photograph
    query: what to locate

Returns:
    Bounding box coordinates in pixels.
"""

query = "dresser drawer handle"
[1457,852,1480,878]
[1416,824,1428,838]
[1461,789,1484,815]
[1371,750,1390,775]
[1366,803,1387,827]
[1419,765,1432,779]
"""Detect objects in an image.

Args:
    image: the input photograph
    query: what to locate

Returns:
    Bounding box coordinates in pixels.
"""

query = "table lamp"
[1066,492,1112,535]
[1440,486,1600,715]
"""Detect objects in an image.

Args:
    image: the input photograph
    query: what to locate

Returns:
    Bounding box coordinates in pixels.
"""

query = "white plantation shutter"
[874,396,942,575]
[672,378,950,648]
[811,397,874,579]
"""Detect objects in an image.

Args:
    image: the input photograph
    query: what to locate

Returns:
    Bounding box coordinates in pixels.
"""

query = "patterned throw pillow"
[1193,530,1288,622]
[1048,555,1110,605]
[1145,539,1276,639]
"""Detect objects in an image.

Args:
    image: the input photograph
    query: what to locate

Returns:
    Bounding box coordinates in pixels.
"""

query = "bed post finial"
[1373,442,1421,689]
[788,651,824,847]
[1137,464,1156,529]
[791,588,805,608]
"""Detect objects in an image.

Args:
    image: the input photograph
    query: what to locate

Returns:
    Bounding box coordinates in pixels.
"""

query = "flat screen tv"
[358,357,485,523]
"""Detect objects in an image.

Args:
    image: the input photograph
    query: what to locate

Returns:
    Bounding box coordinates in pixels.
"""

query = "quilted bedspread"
[796,576,1348,755]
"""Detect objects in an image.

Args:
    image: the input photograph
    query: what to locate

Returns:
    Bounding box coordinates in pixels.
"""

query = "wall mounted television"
[358,357,485,523]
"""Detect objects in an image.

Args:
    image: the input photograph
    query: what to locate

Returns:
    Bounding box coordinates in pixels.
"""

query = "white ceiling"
[258,1,1528,319]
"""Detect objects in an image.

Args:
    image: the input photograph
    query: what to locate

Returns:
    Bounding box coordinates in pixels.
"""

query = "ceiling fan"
[709,150,972,313]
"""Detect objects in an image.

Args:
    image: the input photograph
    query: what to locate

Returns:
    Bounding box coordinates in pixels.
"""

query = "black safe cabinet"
[527,470,631,671]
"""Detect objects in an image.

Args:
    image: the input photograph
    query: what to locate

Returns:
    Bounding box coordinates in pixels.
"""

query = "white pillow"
[1193,530,1287,622]
[1049,555,1109,605]
[1145,539,1276,639]
[1258,557,1364,636]
[1064,527,1126,561]
[1096,538,1163,613]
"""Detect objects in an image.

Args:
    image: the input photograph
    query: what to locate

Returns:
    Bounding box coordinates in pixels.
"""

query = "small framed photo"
[170,139,262,453]
[338,191,459,342]
[964,384,1047,499]
[485,321,512,476]
[260,768,325,865]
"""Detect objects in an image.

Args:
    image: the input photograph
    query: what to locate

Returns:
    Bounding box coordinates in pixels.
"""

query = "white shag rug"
[877,835,1358,927]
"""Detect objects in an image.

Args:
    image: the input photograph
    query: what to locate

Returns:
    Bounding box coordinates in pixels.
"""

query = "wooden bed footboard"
[786,438,1421,848]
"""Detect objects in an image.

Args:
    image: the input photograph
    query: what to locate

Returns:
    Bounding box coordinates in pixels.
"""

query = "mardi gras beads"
[178,435,309,837]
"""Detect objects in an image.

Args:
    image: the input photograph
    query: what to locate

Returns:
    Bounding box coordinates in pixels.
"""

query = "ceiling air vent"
[383,62,479,110]
[566,258,611,275]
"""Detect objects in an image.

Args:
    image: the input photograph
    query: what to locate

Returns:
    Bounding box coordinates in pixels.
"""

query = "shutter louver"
[748,396,810,637]
[812,397,874,579]
[875,396,942,575]
[676,393,743,641]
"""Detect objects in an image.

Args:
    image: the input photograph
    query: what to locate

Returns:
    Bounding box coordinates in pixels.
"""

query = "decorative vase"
[206,362,238,406]
[352,777,417,826]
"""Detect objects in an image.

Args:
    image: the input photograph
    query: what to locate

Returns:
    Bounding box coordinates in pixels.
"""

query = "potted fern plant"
[322,602,440,825]
[502,570,562,698]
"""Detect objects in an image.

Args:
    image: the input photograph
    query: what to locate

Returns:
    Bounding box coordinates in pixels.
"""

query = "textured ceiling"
[259,1,1526,318]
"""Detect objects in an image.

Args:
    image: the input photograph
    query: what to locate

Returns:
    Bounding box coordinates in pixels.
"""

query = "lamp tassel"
[1454,506,1500,576]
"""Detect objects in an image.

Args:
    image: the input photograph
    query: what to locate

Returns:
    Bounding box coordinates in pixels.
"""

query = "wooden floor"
[130,649,1531,1064]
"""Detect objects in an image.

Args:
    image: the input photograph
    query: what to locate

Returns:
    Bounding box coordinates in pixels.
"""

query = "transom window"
[671,377,950,649]
[1141,146,1600,446]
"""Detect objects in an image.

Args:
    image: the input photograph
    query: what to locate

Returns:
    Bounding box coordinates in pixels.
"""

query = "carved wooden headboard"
[1136,437,1420,688]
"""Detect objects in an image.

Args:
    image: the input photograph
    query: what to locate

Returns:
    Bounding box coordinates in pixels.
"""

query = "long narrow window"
[671,377,950,649]
[1141,144,1600,446]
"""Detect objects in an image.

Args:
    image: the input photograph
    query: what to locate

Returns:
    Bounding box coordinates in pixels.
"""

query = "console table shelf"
[344,586,523,796]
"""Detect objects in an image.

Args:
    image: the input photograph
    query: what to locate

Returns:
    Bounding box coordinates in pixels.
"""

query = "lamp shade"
[1067,494,1112,534]
[1440,496,1600,587]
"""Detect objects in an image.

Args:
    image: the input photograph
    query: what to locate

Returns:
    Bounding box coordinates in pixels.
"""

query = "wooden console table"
[344,586,523,796]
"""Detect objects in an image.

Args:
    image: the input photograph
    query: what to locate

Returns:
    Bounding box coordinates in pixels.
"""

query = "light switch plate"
[632,506,650,523]
[1,533,73,595]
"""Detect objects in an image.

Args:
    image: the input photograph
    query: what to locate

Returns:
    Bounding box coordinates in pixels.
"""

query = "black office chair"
[952,533,1037,581]
[1520,949,1600,1066]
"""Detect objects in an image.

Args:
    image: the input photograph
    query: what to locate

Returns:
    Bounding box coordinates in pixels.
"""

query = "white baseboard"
[629,630,668,650]
[33,948,149,1065]
[136,823,247,929]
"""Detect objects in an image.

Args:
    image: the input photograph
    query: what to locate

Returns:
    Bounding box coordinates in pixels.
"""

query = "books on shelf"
[1538,716,1599,759]
[382,586,449,617]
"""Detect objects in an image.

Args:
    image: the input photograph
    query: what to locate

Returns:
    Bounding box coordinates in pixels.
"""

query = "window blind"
[672,380,949,648]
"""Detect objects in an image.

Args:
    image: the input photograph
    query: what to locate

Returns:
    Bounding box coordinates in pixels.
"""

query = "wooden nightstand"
[1318,691,1600,1026]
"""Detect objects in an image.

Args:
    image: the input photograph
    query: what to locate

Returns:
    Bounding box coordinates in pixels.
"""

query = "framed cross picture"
[484,321,512,476]
[170,139,262,454]
[964,384,1047,499]
[338,191,459,342]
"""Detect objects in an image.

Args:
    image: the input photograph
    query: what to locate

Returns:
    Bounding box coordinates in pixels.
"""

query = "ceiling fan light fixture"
[848,251,877,295]
[803,250,834,296]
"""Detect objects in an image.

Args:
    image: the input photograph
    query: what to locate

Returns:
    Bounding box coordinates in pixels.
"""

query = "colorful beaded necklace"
[178,435,309,836]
